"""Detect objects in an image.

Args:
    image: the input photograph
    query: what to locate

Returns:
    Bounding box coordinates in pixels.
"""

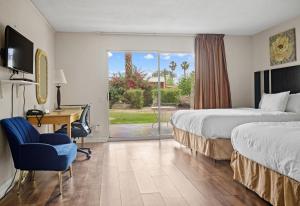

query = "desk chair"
[56,105,92,159]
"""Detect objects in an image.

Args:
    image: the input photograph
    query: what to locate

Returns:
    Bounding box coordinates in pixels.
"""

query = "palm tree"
[162,68,168,87]
[169,72,176,79]
[169,61,177,81]
[181,61,190,78]
[125,52,133,78]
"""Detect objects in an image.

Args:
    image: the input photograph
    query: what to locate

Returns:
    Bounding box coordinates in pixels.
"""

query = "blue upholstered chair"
[1,117,77,195]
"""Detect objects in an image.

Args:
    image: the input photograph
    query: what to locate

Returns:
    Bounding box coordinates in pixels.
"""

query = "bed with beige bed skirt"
[173,127,233,160]
[171,108,300,160]
[231,151,300,206]
[231,122,300,206]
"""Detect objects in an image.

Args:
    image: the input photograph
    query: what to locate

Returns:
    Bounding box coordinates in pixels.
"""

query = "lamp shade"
[54,69,67,85]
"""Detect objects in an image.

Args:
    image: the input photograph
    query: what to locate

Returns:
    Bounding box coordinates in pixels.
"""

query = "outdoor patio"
[109,108,176,139]
[109,122,173,139]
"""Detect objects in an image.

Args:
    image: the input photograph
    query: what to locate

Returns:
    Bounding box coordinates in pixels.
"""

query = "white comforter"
[171,108,300,139]
[231,122,300,182]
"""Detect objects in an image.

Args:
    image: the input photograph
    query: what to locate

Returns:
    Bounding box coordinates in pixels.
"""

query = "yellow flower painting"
[270,28,296,66]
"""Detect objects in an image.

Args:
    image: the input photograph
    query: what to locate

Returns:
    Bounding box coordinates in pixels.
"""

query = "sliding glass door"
[108,51,194,140]
[158,53,195,137]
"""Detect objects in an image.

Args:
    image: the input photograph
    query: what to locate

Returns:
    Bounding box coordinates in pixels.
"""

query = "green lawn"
[109,111,158,124]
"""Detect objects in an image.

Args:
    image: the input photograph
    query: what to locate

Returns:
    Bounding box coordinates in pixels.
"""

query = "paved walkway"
[110,123,172,139]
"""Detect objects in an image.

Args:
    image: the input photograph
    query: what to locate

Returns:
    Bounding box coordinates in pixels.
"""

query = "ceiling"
[32,0,300,35]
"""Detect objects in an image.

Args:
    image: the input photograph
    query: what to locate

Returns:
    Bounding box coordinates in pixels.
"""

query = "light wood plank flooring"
[0,140,270,206]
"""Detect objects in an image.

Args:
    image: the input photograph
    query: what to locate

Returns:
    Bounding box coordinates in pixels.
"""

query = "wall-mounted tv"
[4,26,34,74]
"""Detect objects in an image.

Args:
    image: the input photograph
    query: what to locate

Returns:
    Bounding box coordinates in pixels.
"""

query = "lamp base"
[56,85,61,111]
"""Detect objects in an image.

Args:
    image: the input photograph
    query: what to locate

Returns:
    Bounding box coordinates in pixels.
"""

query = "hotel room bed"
[171,108,300,160]
[231,122,300,206]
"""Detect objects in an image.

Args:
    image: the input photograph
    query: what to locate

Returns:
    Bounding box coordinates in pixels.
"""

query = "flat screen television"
[4,26,34,74]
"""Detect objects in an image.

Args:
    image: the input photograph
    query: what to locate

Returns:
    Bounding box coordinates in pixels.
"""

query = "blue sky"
[108,51,194,80]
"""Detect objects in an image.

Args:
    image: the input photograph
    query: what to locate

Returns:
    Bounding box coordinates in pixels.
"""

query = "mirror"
[35,49,48,104]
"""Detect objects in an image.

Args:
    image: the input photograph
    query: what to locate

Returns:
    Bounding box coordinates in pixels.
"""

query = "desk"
[27,109,82,137]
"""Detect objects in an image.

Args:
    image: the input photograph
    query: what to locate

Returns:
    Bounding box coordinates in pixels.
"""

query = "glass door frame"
[107,49,193,141]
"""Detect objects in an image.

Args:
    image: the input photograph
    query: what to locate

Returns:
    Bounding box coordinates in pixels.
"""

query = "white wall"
[251,15,300,105]
[55,33,253,141]
[252,16,300,72]
[0,0,55,196]
[225,36,252,107]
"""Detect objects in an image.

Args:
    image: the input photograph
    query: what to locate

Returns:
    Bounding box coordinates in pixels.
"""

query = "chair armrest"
[19,143,65,171]
[20,143,58,158]
[61,121,80,129]
[40,133,71,145]
[71,122,85,130]
[71,122,82,127]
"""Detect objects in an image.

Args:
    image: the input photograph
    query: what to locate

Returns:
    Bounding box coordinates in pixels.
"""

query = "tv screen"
[4,26,34,74]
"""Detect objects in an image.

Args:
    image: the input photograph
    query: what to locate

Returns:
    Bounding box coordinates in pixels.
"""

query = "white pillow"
[259,91,290,112]
[286,93,300,113]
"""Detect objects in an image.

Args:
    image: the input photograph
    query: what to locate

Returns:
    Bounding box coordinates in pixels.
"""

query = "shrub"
[178,77,192,96]
[110,73,126,88]
[124,89,144,109]
[109,70,153,108]
[109,86,125,108]
[143,86,153,106]
[152,88,180,105]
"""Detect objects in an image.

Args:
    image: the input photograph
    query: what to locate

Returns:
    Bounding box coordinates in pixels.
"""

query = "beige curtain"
[194,34,231,109]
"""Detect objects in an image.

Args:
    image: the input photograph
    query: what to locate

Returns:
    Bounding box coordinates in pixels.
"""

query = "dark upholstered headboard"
[254,65,300,108]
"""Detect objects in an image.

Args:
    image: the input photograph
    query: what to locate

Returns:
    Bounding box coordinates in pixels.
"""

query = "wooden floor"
[0,140,270,206]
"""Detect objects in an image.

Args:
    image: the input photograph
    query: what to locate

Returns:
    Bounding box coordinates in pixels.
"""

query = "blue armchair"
[1,117,77,195]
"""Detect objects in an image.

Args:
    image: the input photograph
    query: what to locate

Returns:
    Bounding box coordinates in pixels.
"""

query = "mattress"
[170,108,300,139]
[231,121,300,182]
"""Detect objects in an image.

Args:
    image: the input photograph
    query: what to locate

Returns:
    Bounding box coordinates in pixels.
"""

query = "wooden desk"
[27,109,82,137]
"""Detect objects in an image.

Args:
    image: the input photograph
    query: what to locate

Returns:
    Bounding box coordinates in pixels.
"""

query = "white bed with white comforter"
[171,108,300,139]
[171,92,300,160]
[231,121,300,182]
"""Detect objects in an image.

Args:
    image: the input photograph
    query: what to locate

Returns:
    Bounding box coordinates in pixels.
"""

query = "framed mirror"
[35,49,48,104]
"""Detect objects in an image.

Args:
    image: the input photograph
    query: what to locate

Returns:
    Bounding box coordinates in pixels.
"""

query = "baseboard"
[0,174,17,199]
[109,136,173,142]
[83,137,108,143]
[72,134,173,143]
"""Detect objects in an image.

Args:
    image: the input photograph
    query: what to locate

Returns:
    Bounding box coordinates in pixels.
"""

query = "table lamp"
[54,69,67,110]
